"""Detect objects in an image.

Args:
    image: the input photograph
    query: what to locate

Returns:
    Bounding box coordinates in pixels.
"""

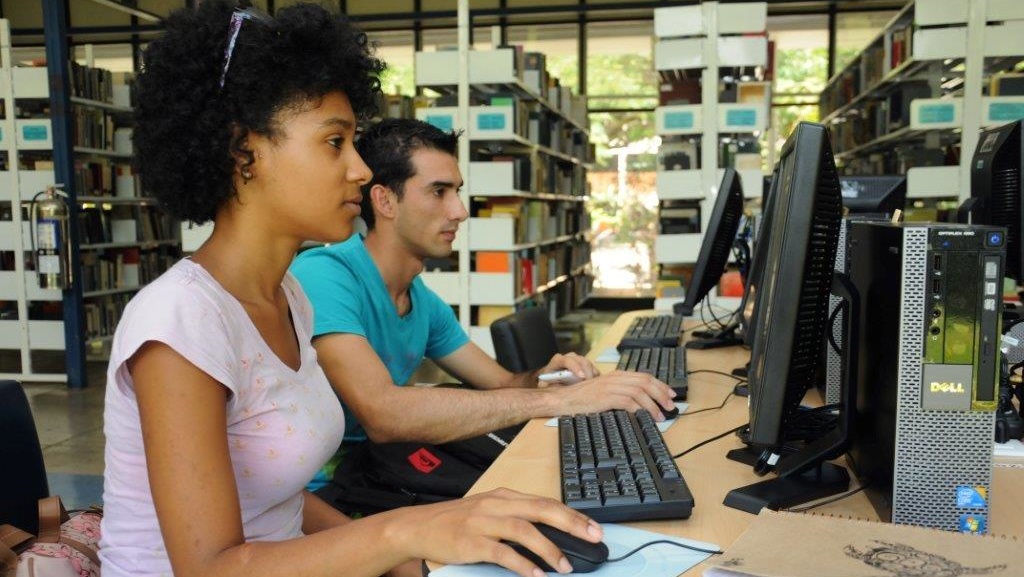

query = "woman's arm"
[132,341,602,577]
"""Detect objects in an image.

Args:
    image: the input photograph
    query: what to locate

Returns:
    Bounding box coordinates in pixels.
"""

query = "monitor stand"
[723,461,850,513]
[687,318,743,350]
[732,361,749,378]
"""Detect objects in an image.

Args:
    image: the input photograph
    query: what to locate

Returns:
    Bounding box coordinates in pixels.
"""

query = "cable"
[687,369,747,382]
[672,424,747,459]
[827,301,844,356]
[678,391,736,417]
[606,539,723,562]
[782,483,870,513]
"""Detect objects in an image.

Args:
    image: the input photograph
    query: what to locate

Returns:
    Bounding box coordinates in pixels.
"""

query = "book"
[703,509,1023,577]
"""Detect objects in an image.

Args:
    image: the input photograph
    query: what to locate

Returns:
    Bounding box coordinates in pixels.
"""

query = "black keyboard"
[618,315,683,350]
[558,410,694,523]
[617,346,688,399]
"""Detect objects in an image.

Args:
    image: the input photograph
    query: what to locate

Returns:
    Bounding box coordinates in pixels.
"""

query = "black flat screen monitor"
[724,122,847,514]
[838,175,907,215]
[966,119,1022,283]
[674,169,744,317]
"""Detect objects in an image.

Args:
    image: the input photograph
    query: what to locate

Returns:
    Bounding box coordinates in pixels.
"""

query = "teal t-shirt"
[290,235,468,488]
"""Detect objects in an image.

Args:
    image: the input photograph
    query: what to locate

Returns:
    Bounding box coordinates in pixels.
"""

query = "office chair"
[490,307,560,373]
[0,380,50,534]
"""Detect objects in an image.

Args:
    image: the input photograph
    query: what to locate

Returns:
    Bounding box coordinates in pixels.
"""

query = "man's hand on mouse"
[545,370,678,421]
[535,353,599,386]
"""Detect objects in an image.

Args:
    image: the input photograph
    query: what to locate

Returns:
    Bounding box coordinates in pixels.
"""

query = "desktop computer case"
[847,222,1004,532]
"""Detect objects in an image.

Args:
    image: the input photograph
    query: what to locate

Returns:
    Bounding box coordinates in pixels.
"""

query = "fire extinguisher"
[30,185,72,290]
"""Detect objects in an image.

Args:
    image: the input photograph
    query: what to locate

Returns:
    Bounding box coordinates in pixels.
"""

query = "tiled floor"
[21,309,621,509]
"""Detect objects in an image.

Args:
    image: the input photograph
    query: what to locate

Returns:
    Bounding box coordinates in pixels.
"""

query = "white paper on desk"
[595,347,620,364]
[546,403,689,432]
[428,523,717,577]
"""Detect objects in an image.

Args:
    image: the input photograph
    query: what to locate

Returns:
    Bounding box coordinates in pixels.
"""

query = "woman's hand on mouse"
[385,488,602,577]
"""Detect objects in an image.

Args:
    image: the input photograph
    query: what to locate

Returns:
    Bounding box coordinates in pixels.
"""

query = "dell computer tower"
[846,221,1005,533]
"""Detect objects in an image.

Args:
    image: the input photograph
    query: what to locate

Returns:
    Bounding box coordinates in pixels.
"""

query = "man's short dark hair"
[356,118,460,230]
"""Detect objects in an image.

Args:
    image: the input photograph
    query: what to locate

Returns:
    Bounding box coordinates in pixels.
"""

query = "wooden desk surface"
[438,310,1024,575]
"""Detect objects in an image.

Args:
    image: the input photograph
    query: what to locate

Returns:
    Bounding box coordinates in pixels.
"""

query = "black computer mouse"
[506,523,609,574]
[661,405,680,419]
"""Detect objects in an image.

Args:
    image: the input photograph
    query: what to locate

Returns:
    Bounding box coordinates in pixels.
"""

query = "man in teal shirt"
[291,118,676,491]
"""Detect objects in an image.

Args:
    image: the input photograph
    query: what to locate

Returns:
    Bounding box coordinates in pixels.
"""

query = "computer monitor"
[963,119,1022,283]
[673,169,744,318]
[838,175,907,215]
[723,122,848,513]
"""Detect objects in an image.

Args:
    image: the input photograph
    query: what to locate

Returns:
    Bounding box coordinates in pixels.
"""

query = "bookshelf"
[652,2,769,309]
[0,2,178,387]
[414,44,593,356]
[819,0,1024,210]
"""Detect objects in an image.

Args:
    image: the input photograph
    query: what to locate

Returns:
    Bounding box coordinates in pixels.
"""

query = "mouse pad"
[428,522,717,577]
[545,403,690,432]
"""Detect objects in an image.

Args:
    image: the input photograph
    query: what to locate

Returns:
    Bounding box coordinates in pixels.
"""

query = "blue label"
[956,485,987,509]
[425,114,454,131]
[664,111,694,130]
[918,103,955,124]
[989,102,1024,122]
[959,513,987,534]
[725,108,757,127]
[22,125,48,141]
[476,113,506,131]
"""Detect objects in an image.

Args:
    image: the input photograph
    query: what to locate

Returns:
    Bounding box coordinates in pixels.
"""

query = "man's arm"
[434,343,597,390]
[314,333,561,444]
[315,334,677,445]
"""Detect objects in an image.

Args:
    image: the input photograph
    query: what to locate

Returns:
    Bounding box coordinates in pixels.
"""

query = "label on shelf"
[425,114,454,131]
[987,101,1024,123]
[725,108,757,128]
[918,103,955,124]
[911,98,962,130]
[476,113,507,131]
[664,111,695,130]
[21,125,48,141]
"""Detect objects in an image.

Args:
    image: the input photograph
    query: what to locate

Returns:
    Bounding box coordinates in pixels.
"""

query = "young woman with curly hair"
[98,3,602,577]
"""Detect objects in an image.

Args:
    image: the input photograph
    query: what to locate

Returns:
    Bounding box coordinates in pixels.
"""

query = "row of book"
[81,246,179,295]
[503,45,586,124]
[659,136,761,172]
[487,154,588,196]
[83,292,133,340]
[840,145,955,175]
[73,160,139,197]
[660,200,702,234]
[70,63,136,106]
[477,198,589,244]
[72,108,132,152]
[471,238,590,300]
[78,205,177,245]
[829,81,931,156]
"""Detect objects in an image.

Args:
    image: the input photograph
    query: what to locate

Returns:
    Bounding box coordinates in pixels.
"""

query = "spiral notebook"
[704,510,1024,577]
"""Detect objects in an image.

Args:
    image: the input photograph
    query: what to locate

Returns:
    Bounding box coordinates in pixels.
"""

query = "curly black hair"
[356,118,461,230]
[134,0,384,224]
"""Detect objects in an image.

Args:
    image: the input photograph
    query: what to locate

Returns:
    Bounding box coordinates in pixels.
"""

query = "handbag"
[0,496,101,577]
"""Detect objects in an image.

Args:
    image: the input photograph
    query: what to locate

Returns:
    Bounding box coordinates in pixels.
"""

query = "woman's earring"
[241,169,254,183]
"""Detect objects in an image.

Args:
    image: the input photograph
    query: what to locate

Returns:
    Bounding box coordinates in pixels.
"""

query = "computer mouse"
[505,522,609,574]
[661,405,680,419]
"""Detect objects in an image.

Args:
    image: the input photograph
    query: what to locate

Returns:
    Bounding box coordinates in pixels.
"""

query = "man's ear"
[370,183,398,221]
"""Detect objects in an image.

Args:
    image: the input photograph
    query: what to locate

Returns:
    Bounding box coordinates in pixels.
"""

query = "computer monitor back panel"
[847,221,1005,532]
[747,124,841,447]
[838,175,907,215]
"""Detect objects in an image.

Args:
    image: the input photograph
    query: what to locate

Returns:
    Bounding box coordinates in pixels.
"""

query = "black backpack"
[316,424,522,516]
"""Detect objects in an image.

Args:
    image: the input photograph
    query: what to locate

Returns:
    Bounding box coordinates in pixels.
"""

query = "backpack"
[0,496,102,577]
[317,424,522,516]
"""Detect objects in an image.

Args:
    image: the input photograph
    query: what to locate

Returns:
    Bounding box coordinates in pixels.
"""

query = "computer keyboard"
[617,346,688,399]
[558,410,694,523]
[618,315,684,350]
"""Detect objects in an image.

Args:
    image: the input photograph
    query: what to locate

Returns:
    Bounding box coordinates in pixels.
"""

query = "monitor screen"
[968,120,1022,283]
[724,121,846,513]
[674,169,744,316]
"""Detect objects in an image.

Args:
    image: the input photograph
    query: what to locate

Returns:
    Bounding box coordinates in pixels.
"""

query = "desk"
[437,310,1024,576]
